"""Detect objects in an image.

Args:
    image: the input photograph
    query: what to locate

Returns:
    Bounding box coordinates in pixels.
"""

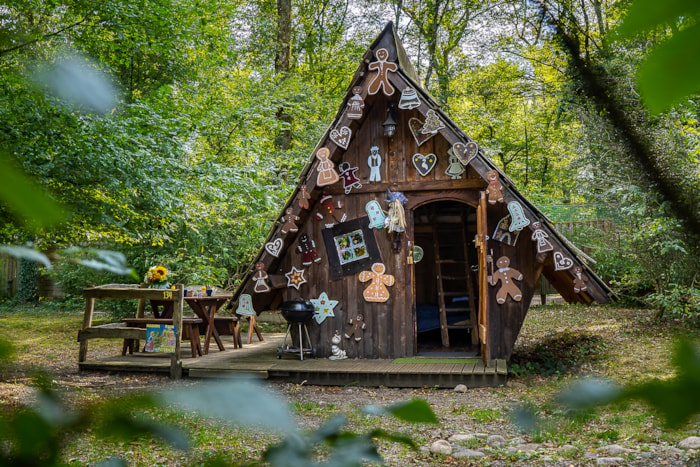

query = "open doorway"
[413,200,480,356]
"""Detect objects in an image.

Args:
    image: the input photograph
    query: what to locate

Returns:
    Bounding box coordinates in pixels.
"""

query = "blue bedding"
[416,301,470,333]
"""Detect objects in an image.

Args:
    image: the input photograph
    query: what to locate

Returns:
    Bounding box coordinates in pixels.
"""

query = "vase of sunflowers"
[144,265,170,289]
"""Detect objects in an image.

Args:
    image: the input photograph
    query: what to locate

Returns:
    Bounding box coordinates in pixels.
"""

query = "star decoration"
[285,266,307,290]
[310,292,338,324]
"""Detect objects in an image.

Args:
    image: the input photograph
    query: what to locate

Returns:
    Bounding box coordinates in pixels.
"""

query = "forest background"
[1,0,698,319]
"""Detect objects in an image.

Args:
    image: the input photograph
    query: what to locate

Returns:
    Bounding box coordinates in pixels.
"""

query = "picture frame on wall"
[322,216,382,280]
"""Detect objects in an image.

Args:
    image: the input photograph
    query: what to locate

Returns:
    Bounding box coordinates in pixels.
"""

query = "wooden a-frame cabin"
[232,23,611,364]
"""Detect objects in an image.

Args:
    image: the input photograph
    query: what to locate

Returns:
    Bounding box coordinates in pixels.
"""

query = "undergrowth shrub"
[509,331,608,377]
[645,285,700,324]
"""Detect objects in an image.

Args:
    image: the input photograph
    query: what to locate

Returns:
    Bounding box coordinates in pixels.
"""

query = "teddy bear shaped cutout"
[344,315,366,342]
[485,169,504,204]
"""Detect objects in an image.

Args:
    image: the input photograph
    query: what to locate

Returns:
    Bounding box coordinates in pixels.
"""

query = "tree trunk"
[275,0,293,152]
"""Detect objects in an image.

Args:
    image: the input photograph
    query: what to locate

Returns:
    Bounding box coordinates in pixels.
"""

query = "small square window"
[323,216,382,280]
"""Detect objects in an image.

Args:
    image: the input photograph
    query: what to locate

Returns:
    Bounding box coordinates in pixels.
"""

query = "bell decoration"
[398,87,421,110]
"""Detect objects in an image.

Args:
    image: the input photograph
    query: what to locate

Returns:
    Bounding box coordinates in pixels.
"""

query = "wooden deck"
[78,333,508,388]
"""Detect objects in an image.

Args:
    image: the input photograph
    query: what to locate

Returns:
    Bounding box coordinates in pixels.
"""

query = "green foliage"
[0,365,437,467]
[645,285,700,323]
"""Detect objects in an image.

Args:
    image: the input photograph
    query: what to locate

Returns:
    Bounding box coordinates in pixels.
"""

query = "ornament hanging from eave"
[345,314,366,341]
[452,141,479,166]
[265,238,283,257]
[338,161,362,194]
[358,262,395,303]
[445,148,465,179]
[485,170,505,204]
[296,233,322,266]
[252,262,270,293]
[367,48,398,96]
[572,266,589,293]
[367,146,383,182]
[235,294,256,316]
[420,109,445,134]
[398,87,421,109]
[330,126,351,150]
[493,215,520,247]
[311,291,338,324]
[507,201,530,231]
[530,221,554,253]
[316,147,339,187]
[553,251,574,271]
[487,254,523,304]
[412,153,437,177]
[279,208,300,235]
[408,118,434,146]
[346,86,365,119]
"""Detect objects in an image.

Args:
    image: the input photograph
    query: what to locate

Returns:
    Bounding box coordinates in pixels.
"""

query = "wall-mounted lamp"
[383,105,397,137]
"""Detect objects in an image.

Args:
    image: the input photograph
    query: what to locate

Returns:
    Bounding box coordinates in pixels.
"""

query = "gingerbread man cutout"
[315,194,346,228]
[488,256,523,304]
[358,263,395,303]
[344,315,366,342]
[298,184,311,210]
[338,161,362,194]
[252,262,270,293]
[485,170,504,204]
[296,233,321,266]
[279,207,300,235]
[316,147,339,187]
[572,266,589,293]
[367,48,398,96]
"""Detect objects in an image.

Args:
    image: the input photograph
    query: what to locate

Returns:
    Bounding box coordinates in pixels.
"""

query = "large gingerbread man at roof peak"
[367,48,398,96]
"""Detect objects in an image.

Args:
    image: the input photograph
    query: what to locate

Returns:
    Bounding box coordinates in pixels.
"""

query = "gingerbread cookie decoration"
[315,147,339,187]
[344,315,366,342]
[485,170,504,204]
[445,148,465,180]
[367,145,382,182]
[346,86,365,119]
[298,184,311,210]
[507,201,530,231]
[235,294,255,316]
[252,262,270,293]
[487,255,523,304]
[358,263,395,303]
[367,48,398,96]
[572,266,589,293]
[314,194,346,228]
[279,207,300,235]
[530,222,553,253]
[296,233,322,266]
[338,161,362,194]
[420,109,445,134]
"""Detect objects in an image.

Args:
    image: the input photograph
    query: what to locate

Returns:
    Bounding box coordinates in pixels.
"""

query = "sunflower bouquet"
[144,265,170,288]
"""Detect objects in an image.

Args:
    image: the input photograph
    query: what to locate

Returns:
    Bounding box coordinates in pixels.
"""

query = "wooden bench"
[199,316,242,349]
[122,318,203,357]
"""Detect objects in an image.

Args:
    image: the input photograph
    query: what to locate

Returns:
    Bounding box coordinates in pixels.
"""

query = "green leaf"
[362,399,438,424]
[0,153,66,230]
[637,24,700,113]
[161,377,297,434]
[0,246,51,269]
[555,378,622,410]
[614,0,700,39]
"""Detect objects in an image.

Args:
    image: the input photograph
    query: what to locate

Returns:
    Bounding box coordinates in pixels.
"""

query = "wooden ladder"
[432,210,476,348]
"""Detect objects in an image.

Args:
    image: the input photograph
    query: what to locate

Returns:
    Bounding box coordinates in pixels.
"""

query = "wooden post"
[78,296,95,362]
[170,283,184,379]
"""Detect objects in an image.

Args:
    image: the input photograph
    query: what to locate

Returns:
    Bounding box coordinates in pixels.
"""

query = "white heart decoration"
[553,251,574,271]
[329,126,352,150]
[265,238,283,257]
[412,153,437,177]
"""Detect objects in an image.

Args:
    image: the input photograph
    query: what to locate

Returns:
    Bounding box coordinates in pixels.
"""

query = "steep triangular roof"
[232,22,612,309]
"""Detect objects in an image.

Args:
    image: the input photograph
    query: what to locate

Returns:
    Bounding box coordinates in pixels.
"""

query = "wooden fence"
[0,254,18,298]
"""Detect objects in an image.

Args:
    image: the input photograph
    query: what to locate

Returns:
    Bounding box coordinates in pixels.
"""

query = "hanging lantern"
[383,106,397,137]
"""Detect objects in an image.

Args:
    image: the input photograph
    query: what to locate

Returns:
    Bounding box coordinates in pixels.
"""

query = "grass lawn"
[0,301,698,465]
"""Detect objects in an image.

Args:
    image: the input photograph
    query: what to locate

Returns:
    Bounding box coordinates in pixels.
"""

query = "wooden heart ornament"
[412,153,437,177]
[265,238,283,257]
[329,126,351,150]
[553,251,574,271]
[452,141,479,166]
[408,118,435,146]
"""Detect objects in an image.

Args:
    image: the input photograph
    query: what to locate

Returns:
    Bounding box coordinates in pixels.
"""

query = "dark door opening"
[413,201,480,356]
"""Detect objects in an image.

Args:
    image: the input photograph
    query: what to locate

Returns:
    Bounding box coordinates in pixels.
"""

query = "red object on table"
[185,295,232,354]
